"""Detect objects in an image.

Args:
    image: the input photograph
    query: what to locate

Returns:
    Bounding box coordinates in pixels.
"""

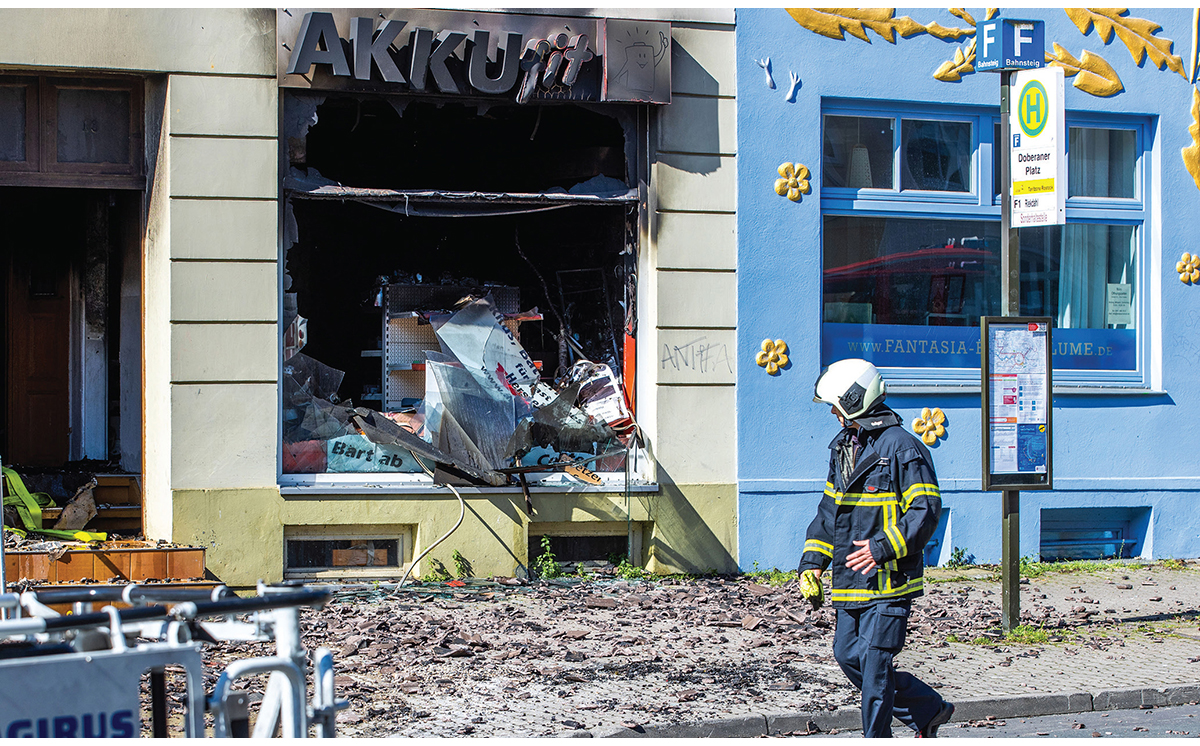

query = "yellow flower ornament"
[774,162,811,202]
[911,407,947,445]
[1178,252,1200,284]
[755,338,789,375]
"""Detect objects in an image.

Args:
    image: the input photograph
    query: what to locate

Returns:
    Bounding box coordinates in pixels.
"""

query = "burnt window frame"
[0,76,39,173]
[0,73,144,188]
[278,92,650,490]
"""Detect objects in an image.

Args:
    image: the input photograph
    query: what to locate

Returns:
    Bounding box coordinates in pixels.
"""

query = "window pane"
[901,119,971,192]
[286,538,400,569]
[823,215,1000,326]
[56,88,130,164]
[822,217,1137,370]
[823,115,893,189]
[1019,224,1136,329]
[0,86,26,161]
[1068,128,1135,198]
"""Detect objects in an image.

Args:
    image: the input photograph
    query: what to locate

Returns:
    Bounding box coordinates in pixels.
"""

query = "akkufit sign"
[277,9,671,105]
[1010,66,1066,226]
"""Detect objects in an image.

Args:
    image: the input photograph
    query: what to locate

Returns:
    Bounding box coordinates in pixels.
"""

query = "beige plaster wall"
[0,9,275,76]
[637,20,739,573]
[174,488,660,587]
[161,70,279,504]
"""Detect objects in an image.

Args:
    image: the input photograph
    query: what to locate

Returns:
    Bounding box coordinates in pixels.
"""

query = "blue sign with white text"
[822,323,1135,370]
[976,18,1045,71]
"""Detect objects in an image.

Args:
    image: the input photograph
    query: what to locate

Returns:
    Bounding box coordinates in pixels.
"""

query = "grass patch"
[1004,624,1049,644]
[1018,556,1116,578]
[945,632,1000,646]
[926,574,981,584]
[745,562,799,587]
[944,547,974,570]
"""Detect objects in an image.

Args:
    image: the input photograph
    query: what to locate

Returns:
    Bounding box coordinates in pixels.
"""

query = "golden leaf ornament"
[935,38,977,82]
[1184,87,1200,192]
[1046,43,1124,96]
[1065,8,1186,79]
[786,8,972,44]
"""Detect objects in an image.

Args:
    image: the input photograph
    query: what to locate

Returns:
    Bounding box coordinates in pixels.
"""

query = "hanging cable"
[398,454,466,587]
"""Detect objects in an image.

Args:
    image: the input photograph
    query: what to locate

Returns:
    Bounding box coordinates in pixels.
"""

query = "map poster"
[981,317,1053,490]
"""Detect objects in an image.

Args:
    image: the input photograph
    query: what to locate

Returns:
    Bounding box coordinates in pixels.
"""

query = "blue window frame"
[820,99,1151,389]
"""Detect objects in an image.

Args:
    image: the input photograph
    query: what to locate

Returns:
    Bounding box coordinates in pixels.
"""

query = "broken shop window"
[282,293,638,486]
[281,93,642,485]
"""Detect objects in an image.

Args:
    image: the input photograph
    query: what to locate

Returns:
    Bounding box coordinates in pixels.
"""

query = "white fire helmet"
[813,358,886,420]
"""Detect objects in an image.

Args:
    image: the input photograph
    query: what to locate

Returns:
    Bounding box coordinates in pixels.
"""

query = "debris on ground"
[138,563,1200,737]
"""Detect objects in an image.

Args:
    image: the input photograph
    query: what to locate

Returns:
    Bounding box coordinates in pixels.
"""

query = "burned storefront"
[275,9,674,577]
[0,9,737,586]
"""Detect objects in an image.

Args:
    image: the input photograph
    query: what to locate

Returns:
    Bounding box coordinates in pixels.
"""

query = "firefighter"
[798,358,954,737]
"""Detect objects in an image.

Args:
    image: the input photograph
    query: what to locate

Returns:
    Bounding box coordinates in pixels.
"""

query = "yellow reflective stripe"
[804,539,833,558]
[883,503,908,559]
[902,483,939,497]
[880,503,896,555]
[830,577,924,601]
[901,483,940,509]
[833,492,898,506]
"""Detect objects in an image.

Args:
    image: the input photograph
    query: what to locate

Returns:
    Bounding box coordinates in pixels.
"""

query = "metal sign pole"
[0,452,6,618]
[999,70,1021,634]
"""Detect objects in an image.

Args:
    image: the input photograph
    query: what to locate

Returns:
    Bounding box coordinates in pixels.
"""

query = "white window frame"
[283,524,412,580]
[820,99,1153,391]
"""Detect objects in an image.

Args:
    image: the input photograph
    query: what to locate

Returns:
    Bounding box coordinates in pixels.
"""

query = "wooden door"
[6,251,70,465]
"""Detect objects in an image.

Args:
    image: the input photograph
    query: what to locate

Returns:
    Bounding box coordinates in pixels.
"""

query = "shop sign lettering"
[822,323,1135,371]
[5,710,136,738]
[286,11,595,103]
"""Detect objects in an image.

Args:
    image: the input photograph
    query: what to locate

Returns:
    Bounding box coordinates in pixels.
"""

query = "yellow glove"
[799,569,824,610]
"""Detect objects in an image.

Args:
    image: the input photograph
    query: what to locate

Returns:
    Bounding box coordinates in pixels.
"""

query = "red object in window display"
[282,440,327,473]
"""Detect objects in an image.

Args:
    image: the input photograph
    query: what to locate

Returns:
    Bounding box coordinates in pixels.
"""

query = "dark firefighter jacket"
[798,406,942,609]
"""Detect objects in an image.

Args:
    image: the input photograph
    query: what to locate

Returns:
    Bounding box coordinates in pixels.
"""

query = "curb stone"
[640,715,768,738]
[949,691,1093,721]
[585,716,768,738]
[583,684,1200,737]
[1093,683,1200,711]
[766,706,862,735]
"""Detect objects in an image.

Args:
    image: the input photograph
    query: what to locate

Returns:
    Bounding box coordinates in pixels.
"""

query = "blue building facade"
[735,8,1200,568]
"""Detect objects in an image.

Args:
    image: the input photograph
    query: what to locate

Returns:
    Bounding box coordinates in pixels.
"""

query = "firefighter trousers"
[832,599,945,737]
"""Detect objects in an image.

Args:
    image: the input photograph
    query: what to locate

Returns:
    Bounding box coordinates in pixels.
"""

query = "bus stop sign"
[976,18,1044,72]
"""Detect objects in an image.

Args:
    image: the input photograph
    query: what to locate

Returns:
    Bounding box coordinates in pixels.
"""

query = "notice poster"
[1106,283,1133,326]
[982,317,1053,490]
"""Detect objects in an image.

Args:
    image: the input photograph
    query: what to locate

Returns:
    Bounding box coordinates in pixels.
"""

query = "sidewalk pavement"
[227,561,1200,737]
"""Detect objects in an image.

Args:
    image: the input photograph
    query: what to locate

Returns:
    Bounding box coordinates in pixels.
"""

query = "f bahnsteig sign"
[277,9,671,105]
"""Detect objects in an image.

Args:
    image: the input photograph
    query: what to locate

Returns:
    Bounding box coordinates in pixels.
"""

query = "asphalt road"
[819,703,1200,738]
